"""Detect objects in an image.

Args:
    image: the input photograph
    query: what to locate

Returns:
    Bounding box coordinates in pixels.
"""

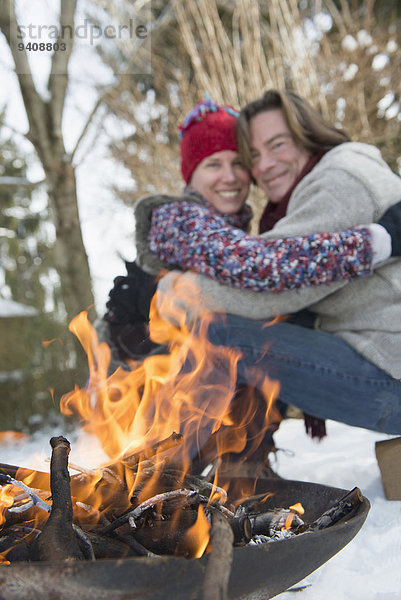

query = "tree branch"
[0,1,52,168]
[70,0,176,164]
[48,0,77,144]
[69,91,108,164]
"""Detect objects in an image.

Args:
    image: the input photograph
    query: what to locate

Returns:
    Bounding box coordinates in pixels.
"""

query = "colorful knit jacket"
[134,190,373,293]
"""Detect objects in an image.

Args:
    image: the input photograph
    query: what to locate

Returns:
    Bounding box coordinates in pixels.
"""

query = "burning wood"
[0,434,364,567]
[0,472,51,514]
[301,487,363,532]
[120,431,184,467]
[31,436,86,562]
[202,511,234,600]
[0,525,40,562]
[0,312,371,599]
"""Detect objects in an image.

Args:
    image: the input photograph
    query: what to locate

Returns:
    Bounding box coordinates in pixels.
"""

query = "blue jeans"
[206,314,401,435]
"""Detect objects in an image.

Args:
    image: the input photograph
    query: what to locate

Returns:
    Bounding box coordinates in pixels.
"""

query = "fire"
[0,486,14,528]
[0,279,283,559]
[59,281,282,553]
[0,432,28,445]
[177,504,211,558]
[61,296,280,479]
[289,503,305,515]
[283,503,305,530]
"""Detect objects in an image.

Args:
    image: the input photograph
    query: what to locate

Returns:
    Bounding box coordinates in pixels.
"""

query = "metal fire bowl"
[0,478,370,600]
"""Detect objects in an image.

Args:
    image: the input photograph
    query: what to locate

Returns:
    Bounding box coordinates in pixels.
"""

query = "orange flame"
[59,279,282,553]
[0,431,28,445]
[289,502,305,515]
[61,302,280,475]
[283,503,305,530]
[0,486,14,528]
[177,504,211,558]
[42,338,62,348]
[284,512,295,529]
[0,280,283,558]
[0,484,36,564]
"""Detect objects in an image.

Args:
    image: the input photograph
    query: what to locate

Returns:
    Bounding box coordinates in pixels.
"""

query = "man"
[157,90,401,436]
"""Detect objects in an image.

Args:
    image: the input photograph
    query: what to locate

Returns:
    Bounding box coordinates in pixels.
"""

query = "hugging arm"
[154,184,401,323]
[149,201,375,293]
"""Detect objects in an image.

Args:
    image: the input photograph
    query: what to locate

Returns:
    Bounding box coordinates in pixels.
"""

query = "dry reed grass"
[102,0,400,209]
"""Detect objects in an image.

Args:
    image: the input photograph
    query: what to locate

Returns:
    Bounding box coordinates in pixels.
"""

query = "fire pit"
[0,312,370,598]
[0,473,369,600]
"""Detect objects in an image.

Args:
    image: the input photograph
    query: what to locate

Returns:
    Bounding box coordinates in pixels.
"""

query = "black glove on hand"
[105,261,158,324]
[378,199,401,256]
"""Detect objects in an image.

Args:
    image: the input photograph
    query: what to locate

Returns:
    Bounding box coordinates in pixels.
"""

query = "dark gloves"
[100,260,168,369]
[105,261,158,324]
[378,199,401,256]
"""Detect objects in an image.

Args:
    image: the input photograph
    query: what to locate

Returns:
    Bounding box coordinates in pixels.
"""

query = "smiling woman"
[189,150,249,215]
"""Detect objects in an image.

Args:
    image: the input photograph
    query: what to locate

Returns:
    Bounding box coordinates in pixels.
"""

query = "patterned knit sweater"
[134,191,373,293]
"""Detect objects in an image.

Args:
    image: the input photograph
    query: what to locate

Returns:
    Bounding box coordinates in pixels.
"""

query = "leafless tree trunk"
[0,0,95,322]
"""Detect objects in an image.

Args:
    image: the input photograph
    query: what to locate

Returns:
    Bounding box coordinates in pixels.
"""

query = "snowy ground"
[0,419,400,599]
[274,420,401,599]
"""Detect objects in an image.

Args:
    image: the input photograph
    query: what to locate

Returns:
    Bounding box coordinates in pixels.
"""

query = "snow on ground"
[274,419,401,599]
[0,419,400,598]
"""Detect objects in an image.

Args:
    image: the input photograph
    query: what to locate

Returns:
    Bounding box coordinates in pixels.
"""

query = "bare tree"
[0,0,95,322]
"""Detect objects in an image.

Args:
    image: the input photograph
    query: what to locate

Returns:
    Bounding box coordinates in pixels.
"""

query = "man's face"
[249,109,311,203]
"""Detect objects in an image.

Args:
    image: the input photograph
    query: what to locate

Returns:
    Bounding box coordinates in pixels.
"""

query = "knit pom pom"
[179,93,239,140]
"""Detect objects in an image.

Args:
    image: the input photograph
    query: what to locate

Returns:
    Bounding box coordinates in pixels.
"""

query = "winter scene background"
[0,1,400,597]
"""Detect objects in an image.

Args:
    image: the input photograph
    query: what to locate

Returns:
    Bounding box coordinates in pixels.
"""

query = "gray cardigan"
[150,143,401,380]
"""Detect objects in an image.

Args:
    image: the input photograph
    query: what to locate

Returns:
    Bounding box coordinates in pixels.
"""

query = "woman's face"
[189,150,250,215]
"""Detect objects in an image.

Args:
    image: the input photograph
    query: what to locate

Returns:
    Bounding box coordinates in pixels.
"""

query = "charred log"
[32,436,85,561]
[234,492,304,537]
[228,514,252,546]
[81,530,139,559]
[301,487,363,532]
[0,525,41,562]
[250,509,304,536]
[130,468,227,507]
[102,489,202,556]
[112,531,157,557]
[131,507,201,556]
[120,431,184,468]
[202,510,234,600]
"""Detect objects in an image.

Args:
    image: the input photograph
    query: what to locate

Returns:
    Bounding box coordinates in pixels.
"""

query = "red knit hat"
[179,96,240,184]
